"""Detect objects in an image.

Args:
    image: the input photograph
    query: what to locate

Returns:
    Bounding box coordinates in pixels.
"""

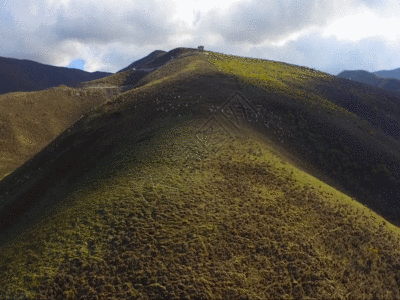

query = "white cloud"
[196,0,364,45]
[322,9,400,42]
[0,0,399,74]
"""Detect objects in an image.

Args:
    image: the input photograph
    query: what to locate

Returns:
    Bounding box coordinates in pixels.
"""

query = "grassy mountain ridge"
[204,51,400,223]
[0,48,197,182]
[1,47,400,299]
[117,50,167,73]
[0,56,112,95]
[76,70,150,89]
[80,48,204,90]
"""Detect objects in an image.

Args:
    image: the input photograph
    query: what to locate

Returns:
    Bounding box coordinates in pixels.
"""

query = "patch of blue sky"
[68,59,85,70]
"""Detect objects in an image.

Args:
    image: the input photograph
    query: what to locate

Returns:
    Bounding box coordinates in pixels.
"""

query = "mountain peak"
[117,50,167,73]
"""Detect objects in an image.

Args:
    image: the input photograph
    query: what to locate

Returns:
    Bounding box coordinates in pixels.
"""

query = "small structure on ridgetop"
[198,45,204,51]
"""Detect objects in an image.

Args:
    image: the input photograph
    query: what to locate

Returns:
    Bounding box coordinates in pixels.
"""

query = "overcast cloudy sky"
[1,0,399,75]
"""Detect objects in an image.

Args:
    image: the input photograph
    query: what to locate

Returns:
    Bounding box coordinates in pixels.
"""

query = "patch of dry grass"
[0,86,119,180]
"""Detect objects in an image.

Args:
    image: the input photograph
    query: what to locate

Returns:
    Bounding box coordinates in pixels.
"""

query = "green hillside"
[0,47,399,299]
[0,86,120,181]
[206,51,400,225]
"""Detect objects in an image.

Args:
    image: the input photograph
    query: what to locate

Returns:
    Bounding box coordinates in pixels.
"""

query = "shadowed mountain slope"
[375,67,400,80]
[117,50,167,73]
[338,70,400,93]
[0,56,112,95]
[0,49,198,181]
[0,47,400,299]
[78,48,200,90]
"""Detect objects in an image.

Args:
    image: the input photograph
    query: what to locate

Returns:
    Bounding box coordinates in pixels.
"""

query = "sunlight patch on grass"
[207,51,352,118]
[14,127,36,147]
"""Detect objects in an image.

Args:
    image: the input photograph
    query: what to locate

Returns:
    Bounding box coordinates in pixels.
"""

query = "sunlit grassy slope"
[205,50,400,226]
[208,51,400,140]
[0,47,400,299]
[208,51,337,111]
[0,86,121,181]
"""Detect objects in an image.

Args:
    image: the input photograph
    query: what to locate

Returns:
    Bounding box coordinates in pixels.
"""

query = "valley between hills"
[0,47,400,299]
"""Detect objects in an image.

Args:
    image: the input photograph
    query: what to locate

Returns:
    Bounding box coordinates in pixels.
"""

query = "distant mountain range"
[375,68,400,80]
[0,56,112,95]
[338,68,400,93]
